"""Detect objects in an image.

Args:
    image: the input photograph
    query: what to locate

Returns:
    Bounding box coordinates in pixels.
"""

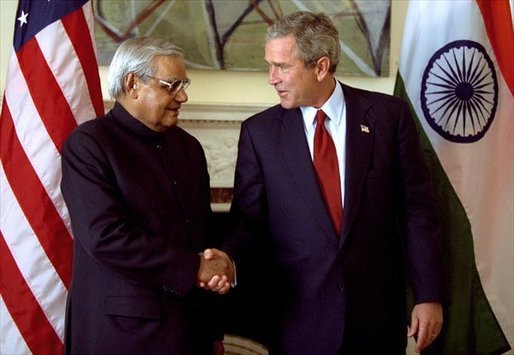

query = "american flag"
[0,1,103,353]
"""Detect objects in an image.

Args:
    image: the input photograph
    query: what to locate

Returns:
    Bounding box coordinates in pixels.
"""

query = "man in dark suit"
[225,11,445,354]
[61,37,234,355]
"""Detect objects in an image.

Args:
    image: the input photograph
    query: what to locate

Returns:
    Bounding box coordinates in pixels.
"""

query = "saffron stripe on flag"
[395,0,513,352]
[476,0,514,94]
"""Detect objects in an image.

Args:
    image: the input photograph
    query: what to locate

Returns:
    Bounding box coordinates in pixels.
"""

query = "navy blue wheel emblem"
[420,40,498,143]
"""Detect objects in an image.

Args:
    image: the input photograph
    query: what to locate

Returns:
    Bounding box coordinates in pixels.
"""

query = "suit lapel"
[340,84,374,247]
[278,109,339,245]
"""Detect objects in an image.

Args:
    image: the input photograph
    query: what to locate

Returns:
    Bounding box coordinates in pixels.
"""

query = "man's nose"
[269,67,280,85]
[174,88,188,102]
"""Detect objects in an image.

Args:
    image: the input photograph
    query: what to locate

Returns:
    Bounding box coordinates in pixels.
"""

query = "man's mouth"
[276,89,288,97]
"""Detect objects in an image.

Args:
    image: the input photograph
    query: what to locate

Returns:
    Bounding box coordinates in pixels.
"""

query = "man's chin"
[279,100,297,110]
[156,117,178,131]
[279,98,292,109]
[167,118,178,128]
[167,112,179,125]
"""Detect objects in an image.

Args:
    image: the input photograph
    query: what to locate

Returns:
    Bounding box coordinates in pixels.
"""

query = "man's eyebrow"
[265,60,288,67]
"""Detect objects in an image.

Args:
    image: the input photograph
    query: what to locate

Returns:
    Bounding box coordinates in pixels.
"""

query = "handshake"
[196,248,235,295]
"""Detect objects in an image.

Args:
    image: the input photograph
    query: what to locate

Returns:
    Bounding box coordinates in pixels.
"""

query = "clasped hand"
[196,248,235,295]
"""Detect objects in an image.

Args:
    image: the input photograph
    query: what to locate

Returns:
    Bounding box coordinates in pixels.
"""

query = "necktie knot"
[315,110,327,126]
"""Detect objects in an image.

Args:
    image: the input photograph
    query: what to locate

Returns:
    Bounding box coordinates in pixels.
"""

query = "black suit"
[226,83,445,354]
[61,103,217,354]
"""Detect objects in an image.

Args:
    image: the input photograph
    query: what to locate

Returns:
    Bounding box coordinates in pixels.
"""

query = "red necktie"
[313,110,343,234]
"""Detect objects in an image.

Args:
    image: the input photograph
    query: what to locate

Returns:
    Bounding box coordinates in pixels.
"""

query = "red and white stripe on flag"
[0,1,103,353]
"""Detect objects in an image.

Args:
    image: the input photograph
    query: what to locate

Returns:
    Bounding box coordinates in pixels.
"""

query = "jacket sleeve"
[223,120,269,262]
[395,100,446,304]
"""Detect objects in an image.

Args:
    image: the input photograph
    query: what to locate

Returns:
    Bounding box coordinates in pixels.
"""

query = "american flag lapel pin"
[360,124,370,133]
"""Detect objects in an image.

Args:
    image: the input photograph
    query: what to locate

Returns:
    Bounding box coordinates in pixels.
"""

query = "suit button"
[185,218,192,225]
[338,282,344,292]
[156,143,163,150]
[162,285,176,294]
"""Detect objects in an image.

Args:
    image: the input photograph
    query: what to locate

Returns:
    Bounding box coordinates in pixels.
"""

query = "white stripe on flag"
[0,167,67,341]
[83,4,98,59]
[0,296,31,355]
[5,53,72,235]
[1,1,103,353]
[36,19,96,126]
[399,0,514,348]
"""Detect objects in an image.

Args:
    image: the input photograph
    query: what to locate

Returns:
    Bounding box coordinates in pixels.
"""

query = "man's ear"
[316,56,331,81]
[124,73,138,98]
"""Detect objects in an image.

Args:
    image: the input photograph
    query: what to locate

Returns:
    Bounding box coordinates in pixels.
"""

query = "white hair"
[107,37,184,99]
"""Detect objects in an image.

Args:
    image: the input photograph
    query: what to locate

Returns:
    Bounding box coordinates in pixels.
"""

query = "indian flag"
[394,0,513,353]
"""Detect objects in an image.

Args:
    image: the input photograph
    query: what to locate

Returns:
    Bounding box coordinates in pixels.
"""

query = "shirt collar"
[301,80,345,133]
[112,102,166,140]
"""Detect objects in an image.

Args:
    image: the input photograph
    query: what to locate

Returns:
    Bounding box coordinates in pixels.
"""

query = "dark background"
[211,212,272,347]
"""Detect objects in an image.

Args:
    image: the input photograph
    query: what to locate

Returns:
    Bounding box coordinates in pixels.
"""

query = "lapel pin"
[360,124,370,133]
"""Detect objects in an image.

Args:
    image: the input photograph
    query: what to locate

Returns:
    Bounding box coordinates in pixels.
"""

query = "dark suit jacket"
[226,83,445,354]
[61,103,218,354]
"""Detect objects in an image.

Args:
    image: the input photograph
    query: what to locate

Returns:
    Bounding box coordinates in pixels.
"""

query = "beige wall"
[1,1,408,106]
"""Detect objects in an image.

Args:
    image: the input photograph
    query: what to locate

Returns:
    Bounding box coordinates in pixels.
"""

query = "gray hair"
[266,11,340,73]
[107,37,184,99]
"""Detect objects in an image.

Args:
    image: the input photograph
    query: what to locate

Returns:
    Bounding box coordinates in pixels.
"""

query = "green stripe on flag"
[394,74,511,355]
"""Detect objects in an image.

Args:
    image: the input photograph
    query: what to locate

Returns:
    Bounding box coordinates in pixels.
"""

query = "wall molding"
[103,100,268,122]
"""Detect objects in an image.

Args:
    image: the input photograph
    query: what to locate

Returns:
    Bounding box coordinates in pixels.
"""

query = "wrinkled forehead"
[264,35,300,63]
